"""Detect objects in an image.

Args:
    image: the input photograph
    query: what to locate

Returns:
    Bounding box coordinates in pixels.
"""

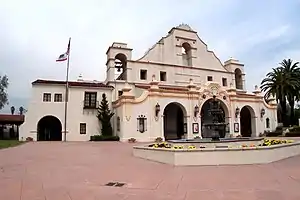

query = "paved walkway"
[1,142,300,200]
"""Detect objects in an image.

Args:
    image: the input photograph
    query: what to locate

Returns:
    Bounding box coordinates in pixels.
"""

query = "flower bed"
[147,139,294,150]
[148,142,196,149]
[258,139,293,146]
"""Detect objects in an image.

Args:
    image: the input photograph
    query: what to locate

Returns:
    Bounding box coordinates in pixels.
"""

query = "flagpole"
[63,37,71,142]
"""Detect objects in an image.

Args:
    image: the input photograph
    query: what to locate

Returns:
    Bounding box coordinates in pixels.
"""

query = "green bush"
[275,126,283,132]
[90,135,120,141]
[285,132,300,137]
[266,131,282,137]
[289,126,300,132]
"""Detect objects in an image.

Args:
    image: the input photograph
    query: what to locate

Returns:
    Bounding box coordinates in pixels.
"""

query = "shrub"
[266,131,282,137]
[155,137,163,142]
[285,132,300,137]
[259,132,266,137]
[90,135,120,141]
[128,138,136,143]
[289,126,300,132]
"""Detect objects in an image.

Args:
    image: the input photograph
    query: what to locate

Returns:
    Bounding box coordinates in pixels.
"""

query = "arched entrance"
[37,115,62,141]
[163,102,186,140]
[240,106,255,137]
[200,98,229,138]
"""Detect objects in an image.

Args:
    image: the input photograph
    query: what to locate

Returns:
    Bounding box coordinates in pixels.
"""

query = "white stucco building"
[20,24,277,142]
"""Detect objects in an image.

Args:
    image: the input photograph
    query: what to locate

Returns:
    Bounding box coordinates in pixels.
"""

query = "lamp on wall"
[155,103,160,117]
[194,105,199,117]
[235,107,240,118]
[260,108,265,118]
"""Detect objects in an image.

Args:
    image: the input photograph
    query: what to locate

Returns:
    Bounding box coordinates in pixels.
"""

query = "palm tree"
[10,106,15,115]
[261,67,288,126]
[279,59,300,125]
[19,106,24,115]
[261,59,300,126]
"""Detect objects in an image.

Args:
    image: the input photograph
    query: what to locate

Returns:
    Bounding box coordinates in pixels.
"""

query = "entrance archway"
[240,106,255,137]
[37,115,62,141]
[163,102,186,140]
[200,98,229,138]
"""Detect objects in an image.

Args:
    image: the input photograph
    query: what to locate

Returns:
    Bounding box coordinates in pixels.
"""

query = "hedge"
[285,132,300,137]
[265,131,282,137]
[90,135,120,141]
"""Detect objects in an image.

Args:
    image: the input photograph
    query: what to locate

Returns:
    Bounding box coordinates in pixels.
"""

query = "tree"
[97,93,114,136]
[0,75,9,110]
[19,106,24,115]
[261,67,288,126]
[279,59,300,125]
[10,106,15,115]
[261,59,300,126]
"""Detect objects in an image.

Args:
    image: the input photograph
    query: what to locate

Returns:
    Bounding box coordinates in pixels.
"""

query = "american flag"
[56,38,71,62]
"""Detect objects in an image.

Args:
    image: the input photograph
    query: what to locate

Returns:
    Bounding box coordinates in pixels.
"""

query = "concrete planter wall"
[133,142,300,166]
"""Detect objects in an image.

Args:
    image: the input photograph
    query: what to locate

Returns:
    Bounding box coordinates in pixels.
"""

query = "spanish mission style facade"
[20,24,277,142]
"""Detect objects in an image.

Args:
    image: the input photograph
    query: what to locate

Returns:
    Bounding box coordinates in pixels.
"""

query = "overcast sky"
[1,0,300,103]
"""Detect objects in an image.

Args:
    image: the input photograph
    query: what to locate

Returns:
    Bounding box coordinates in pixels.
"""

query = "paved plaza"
[1,142,300,200]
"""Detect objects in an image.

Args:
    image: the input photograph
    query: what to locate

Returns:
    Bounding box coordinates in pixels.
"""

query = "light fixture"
[194,105,199,117]
[235,107,240,118]
[155,103,160,117]
[260,108,265,118]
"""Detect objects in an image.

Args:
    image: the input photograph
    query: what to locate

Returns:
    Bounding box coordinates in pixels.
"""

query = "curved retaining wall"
[133,142,300,166]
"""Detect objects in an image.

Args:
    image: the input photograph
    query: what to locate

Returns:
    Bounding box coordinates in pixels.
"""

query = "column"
[161,115,165,141]
[187,116,194,139]
[253,116,259,137]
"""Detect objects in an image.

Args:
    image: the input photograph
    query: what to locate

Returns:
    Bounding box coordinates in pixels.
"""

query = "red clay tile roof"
[32,79,114,89]
[0,114,25,125]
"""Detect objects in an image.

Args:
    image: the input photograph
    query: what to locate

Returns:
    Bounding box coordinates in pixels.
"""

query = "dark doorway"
[163,103,185,140]
[240,106,252,137]
[37,116,62,141]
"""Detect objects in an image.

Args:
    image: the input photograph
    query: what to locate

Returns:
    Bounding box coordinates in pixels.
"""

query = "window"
[266,118,270,128]
[137,115,147,133]
[235,68,243,89]
[160,71,167,81]
[222,78,227,87]
[43,93,51,102]
[118,91,123,97]
[54,93,63,102]
[80,123,86,134]
[207,76,213,81]
[182,42,192,66]
[117,117,121,131]
[140,70,147,80]
[84,92,97,108]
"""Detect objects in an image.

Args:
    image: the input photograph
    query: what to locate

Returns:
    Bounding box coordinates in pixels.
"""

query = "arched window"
[266,118,270,128]
[234,68,243,90]
[115,53,127,80]
[181,42,192,66]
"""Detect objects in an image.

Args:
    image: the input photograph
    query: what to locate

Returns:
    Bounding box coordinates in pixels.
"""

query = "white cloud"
[0,0,299,103]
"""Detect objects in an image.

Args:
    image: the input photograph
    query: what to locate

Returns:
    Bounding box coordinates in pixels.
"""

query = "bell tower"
[105,42,133,83]
[224,58,246,92]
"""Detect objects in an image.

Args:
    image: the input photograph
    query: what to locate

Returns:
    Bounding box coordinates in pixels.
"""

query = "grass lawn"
[0,140,24,149]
